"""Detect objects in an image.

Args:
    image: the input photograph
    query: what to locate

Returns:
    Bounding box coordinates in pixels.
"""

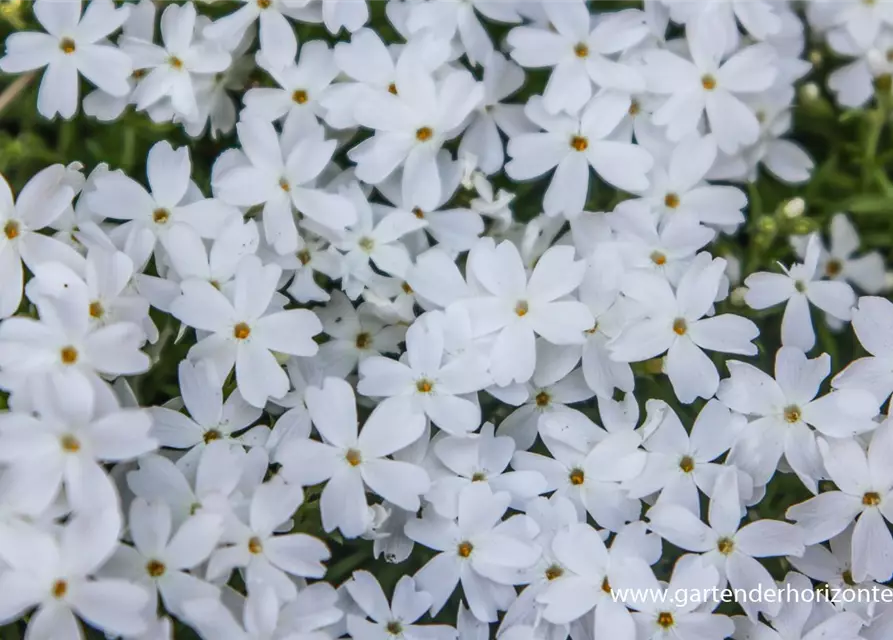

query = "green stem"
[862,99,888,189]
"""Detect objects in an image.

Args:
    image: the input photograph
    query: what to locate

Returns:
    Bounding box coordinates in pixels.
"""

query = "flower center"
[457,541,473,558]
[59,38,76,54]
[51,579,68,599]
[416,127,433,142]
[358,236,375,252]
[386,621,403,636]
[168,56,184,70]
[783,405,801,424]
[825,259,843,277]
[3,220,19,240]
[842,569,856,586]
[794,280,807,293]
[203,429,222,444]
[345,448,363,467]
[412,207,425,219]
[471,472,487,482]
[297,249,311,265]
[279,177,291,192]
[535,391,551,407]
[60,345,79,365]
[601,577,612,594]
[545,564,564,580]
[257,0,271,7]
[679,455,695,473]
[416,378,434,393]
[248,536,264,554]
[657,612,675,629]
[355,332,371,349]
[569,468,585,486]
[574,43,589,58]
[701,74,717,90]
[570,135,588,152]
[672,318,687,335]
[650,251,667,266]
[146,559,166,578]
[89,301,104,319]
[664,192,680,209]
[233,322,251,340]
[152,208,170,224]
[401,282,413,294]
[628,100,640,116]
[388,83,398,95]
[292,89,308,104]
[515,300,529,317]
[717,537,735,555]
[863,491,882,507]
[60,434,80,453]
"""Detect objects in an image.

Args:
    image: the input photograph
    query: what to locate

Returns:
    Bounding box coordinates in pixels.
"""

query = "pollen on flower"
[355,332,371,349]
[248,536,264,554]
[59,38,76,54]
[471,472,487,482]
[570,135,588,152]
[535,391,551,407]
[701,74,717,90]
[89,301,104,319]
[412,207,425,219]
[545,564,564,580]
[3,220,19,239]
[457,541,474,557]
[345,448,363,466]
[783,405,801,423]
[664,192,680,209]
[203,429,222,444]
[717,537,735,555]
[51,579,68,599]
[574,43,589,58]
[672,318,687,335]
[416,127,434,142]
[416,378,434,393]
[650,251,667,266]
[152,208,171,224]
[386,621,403,636]
[825,259,843,277]
[146,559,166,578]
[515,300,529,317]
[679,455,695,473]
[233,322,251,340]
[60,434,80,453]
[863,491,882,506]
[60,346,79,365]
[292,89,308,104]
[168,56,184,70]
[657,612,675,629]
[569,468,585,485]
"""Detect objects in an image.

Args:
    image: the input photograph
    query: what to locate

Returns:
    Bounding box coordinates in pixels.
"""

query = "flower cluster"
[0,1,892,640]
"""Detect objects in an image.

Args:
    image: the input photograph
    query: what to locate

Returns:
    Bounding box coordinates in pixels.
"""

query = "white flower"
[458,239,594,386]
[358,310,490,436]
[345,571,457,640]
[405,482,541,622]
[506,96,654,218]
[744,234,856,352]
[275,377,430,538]
[643,25,777,153]
[103,498,222,618]
[203,0,303,68]
[610,254,759,404]
[0,509,149,638]
[170,255,323,408]
[0,0,132,119]
[0,165,81,318]
[506,2,647,114]
[213,119,357,255]
[207,479,330,602]
[719,346,878,493]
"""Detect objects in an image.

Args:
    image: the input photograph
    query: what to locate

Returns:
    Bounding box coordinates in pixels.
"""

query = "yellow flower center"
[570,135,588,152]
[59,38,76,54]
[601,577,612,594]
[416,127,433,142]
[146,559,166,578]
[664,192,680,209]
[569,468,585,485]
[471,472,487,482]
[60,346,79,365]
[863,491,882,507]
[89,301,104,319]
[248,536,264,554]
[701,74,717,90]
[515,300,529,317]
[345,448,363,467]
[386,621,403,636]
[416,379,434,393]
[152,208,170,224]
[628,100,640,116]
[545,565,564,580]
[574,43,589,58]
[292,89,308,104]
[51,579,68,599]
[203,429,222,444]
[717,537,735,555]
[297,249,311,265]
[535,391,551,407]
[3,220,19,240]
[783,405,801,424]
[355,332,371,349]
[388,83,398,95]
[650,251,667,266]
[679,455,695,473]
[168,56,184,70]
[233,322,251,340]
[457,541,473,558]
[672,318,687,335]
[657,612,675,628]
[825,259,843,277]
[412,207,425,219]
[60,434,80,453]
[279,177,291,192]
